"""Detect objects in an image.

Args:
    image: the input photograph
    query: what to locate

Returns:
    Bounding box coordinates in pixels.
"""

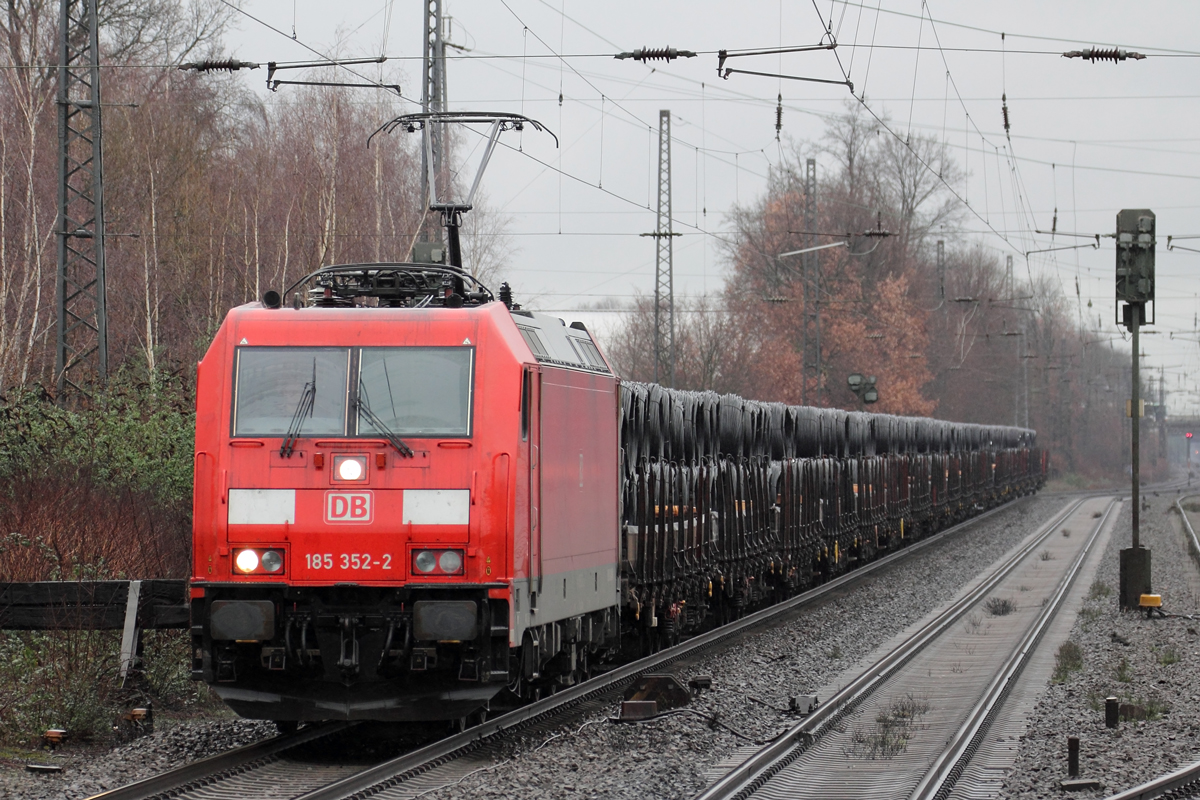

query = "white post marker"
[119,580,142,684]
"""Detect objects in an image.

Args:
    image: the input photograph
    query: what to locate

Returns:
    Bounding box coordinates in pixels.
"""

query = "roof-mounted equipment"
[369,112,557,271]
[279,263,495,310]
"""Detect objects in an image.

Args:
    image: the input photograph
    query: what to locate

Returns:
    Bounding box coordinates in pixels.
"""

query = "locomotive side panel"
[529,367,620,624]
[193,336,231,581]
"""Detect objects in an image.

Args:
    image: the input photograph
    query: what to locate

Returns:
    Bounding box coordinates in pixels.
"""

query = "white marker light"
[414,550,438,573]
[337,457,365,481]
[260,550,283,573]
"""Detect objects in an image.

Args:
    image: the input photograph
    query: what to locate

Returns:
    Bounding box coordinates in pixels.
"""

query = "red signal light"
[1188,432,1194,439]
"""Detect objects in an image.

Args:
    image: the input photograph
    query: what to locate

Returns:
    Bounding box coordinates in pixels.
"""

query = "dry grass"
[984,597,1017,616]
[1052,640,1084,683]
[846,694,931,759]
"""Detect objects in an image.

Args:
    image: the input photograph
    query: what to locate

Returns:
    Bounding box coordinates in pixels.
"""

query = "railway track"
[88,496,1043,800]
[85,722,365,800]
[694,494,1118,800]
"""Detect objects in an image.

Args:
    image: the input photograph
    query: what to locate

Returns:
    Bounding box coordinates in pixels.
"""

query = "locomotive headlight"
[335,455,367,482]
[412,548,465,575]
[438,550,463,574]
[235,549,259,573]
[260,550,284,573]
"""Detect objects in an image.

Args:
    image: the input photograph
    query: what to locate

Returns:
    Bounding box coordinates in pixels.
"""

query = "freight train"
[188,261,1046,726]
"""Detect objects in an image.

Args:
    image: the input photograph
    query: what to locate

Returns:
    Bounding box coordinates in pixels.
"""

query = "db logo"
[325,491,373,523]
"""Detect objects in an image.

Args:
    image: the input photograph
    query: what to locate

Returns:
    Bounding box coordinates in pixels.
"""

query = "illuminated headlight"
[260,550,284,573]
[438,550,463,573]
[233,548,285,575]
[412,549,465,576]
[235,549,259,573]
[334,455,367,482]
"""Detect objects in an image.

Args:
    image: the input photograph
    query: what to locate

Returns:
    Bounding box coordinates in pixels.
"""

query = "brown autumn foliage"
[607,104,1146,481]
[0,0,511,391]
[0,472,190,580]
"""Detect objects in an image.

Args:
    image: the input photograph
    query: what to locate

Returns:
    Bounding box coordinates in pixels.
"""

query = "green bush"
[0,373,200,745]
[0,372,195,505]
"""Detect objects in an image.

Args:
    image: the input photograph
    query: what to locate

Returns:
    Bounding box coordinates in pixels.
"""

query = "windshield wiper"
[280,361,316,458]
[357,384,415,458]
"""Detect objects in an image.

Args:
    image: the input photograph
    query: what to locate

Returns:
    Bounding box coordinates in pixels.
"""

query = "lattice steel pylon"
[651,110,677,387]
[420,0,447,242]
[55,0,107,397]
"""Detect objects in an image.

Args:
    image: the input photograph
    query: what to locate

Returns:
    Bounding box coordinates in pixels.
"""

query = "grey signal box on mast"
[1115,209,1155,307]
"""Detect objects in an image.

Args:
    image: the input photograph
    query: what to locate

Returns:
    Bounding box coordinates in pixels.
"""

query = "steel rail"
[693,496,1094,800]
[86,722,355,800]
[1175,495,1200,562]
[292,497,1040,800]
[911,499,1118,800]
[1104,759,1200,800]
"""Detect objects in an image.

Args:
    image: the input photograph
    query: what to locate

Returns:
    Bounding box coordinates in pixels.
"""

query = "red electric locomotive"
[190,264,623,723]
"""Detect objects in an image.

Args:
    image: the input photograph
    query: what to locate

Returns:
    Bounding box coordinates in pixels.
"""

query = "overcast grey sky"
[221,0,1200,414]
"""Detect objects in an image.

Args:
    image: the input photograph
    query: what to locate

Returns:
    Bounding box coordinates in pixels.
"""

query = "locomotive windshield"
[357,347,474,437]
[233,347,349,436]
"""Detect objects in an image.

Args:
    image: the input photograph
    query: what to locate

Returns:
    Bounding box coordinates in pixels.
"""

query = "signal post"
[1116,209,1155,610]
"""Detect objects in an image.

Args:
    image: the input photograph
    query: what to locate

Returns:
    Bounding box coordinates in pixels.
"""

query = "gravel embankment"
[1003,491,1200,799]
[0,718,274,800]
[420,495,1067,800]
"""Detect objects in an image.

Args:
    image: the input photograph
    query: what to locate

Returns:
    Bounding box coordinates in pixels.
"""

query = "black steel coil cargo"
[618,382,1036,471]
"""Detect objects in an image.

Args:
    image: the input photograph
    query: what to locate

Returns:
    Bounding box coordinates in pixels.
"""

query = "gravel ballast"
[1002,491,1200,799]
